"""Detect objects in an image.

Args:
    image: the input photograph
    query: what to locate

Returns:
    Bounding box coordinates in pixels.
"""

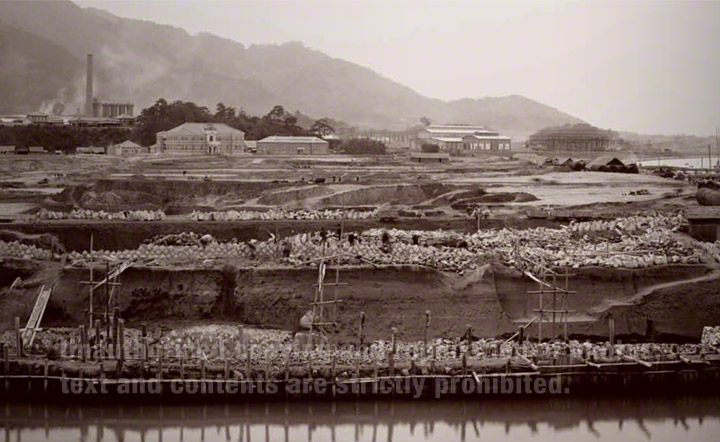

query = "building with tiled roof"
[156,122,245,155]
[256,136,329,155]
[415,124,511,154]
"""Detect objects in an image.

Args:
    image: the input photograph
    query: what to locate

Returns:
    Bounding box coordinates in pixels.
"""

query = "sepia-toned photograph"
[0,0,719,440]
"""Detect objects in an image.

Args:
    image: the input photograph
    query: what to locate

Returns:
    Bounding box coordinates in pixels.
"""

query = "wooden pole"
[89,233,94,331]
[391,327,397,355]
[79,325,86,362]
[113,307,120,358]
[358,311,365,348]
[466,324,473,356]
[424,310,430,357]
[609,315,616,346]
[118,319,125,363]
[14,317,22,358]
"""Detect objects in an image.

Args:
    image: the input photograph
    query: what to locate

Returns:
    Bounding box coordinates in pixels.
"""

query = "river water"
[638,156,720,169]
[2,396,719,442]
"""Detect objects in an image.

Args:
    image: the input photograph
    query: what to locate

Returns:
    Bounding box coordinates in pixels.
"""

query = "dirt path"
[592,267,720,313]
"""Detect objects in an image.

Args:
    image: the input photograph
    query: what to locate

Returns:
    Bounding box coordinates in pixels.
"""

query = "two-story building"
[156,123,246,155]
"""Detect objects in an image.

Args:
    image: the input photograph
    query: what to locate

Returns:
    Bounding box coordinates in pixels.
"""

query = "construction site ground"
[1,152,718,345]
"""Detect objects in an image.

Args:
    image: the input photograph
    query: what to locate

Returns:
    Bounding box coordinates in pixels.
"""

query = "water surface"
[2,396,719,442]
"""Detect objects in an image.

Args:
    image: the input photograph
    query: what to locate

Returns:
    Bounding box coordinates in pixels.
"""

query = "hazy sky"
[75,0,720,136]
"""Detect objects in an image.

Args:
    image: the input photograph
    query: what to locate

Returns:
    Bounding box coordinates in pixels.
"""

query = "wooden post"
[3,344,9,375]
[43,359,49,393]
[518,325,524,345]
[201,359,206,381]
[308,351,313,380]
[118,319,125,363]
[462,352,467,376]
[388,351,395,377]
[113,307,120,358]
[358,312,365,348]
[424,310,430,357]
[431,345,436,374]
[391,327,397,354]
[224,357,230,380]
[331,353,337,398]
[79,325,86,362]
[609,315,616,346]
[466,325,473,356]
[157,347,163,380]
[15,317,22,358]
[246,347,251,380]
[179,357,184,380]
[89,233,94,331]
[95,320,101,356]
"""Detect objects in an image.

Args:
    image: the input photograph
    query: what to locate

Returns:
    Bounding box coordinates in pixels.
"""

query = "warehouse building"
[256,136,329,155]
[414,125,511,154]
[108,140,145,156]
[156,123,246,155]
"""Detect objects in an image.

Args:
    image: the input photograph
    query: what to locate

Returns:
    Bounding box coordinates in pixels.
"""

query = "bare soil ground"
[1,153,716,344]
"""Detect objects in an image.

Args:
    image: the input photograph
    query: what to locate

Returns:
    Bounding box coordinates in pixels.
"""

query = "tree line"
[0,99,388,154]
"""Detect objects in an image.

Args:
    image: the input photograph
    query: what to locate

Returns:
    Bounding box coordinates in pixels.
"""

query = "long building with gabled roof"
[156,122,246,155]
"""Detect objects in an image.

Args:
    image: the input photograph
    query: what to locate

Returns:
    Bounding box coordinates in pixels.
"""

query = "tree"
[310,118,335,137]
[420,116,432,127]
[215,103,236,121]
[264,105,286,122]
[338,138,387,155]
[133,98,213,145]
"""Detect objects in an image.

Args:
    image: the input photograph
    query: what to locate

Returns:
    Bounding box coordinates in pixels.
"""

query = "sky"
[74,0,720,136]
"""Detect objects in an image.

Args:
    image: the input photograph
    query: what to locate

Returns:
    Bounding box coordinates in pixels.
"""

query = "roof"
[430,137,464,143]
[28,146,46,152]
[587,156,624,168]
[244,141,257,148]
[116,113,135,119]
[424,125,490,133]
[258,136,328,144]
[115,140,142,148]
[0,145,15,152]
[163,122,244,136]
[462,134,511,141]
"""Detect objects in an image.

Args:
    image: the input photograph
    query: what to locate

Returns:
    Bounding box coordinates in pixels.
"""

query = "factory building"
[256,136,329,155]
[91,99,134,118]
[84,54,134,118]
[527,123,615,152]
[415,125,511,154]
[156,123,245,155]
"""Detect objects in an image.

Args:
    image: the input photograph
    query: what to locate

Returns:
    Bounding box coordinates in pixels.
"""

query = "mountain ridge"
[0,0,584,137]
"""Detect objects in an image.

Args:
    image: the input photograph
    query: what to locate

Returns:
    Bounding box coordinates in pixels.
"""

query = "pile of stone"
[188,208,377,221]
[37,208,166,221]
[701,326,720,347]
[0,240,53,260]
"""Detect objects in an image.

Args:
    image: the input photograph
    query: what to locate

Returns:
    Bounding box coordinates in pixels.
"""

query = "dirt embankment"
[36,264,512,342]
[8,260,716,341]
[316,183,457,207]
[53,180,291,211]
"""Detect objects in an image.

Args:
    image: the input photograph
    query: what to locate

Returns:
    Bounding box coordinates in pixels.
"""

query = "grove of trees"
[0,125,131,153]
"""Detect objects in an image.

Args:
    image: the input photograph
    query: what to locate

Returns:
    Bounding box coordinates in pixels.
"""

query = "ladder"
[22,285,52,348]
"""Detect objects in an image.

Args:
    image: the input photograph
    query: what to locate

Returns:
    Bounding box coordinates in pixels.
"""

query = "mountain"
[0,0,584,137]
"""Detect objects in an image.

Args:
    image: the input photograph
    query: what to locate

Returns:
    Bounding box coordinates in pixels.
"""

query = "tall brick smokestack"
[84,54,93,116]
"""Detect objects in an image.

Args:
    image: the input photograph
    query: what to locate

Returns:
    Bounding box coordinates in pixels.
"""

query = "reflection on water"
[2,396,720,442]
